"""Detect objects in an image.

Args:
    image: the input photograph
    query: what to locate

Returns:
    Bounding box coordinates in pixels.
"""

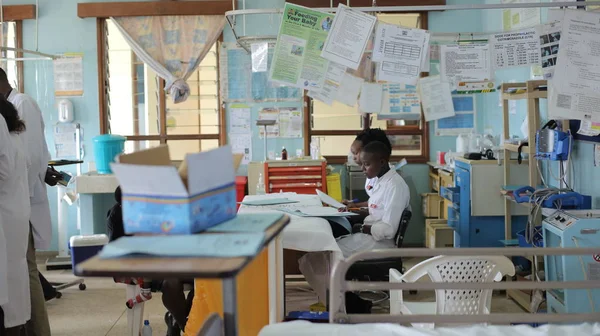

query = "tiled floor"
[41,257,525,335]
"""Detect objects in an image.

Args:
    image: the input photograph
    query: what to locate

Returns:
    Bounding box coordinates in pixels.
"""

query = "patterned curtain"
[112,15,225,103]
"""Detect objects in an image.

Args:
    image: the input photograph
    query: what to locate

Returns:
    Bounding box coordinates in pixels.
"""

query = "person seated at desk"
[342,128,393,211]
[300,141,410,313]
[106,186,194,336]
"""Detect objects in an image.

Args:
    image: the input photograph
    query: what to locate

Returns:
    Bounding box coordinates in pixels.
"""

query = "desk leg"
[276,237,284,322]
[223,277,238,336]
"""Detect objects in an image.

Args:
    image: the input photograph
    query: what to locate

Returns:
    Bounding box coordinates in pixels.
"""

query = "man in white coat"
[0,113,11,334]
[0,99,32,335]
[0,68,52,335]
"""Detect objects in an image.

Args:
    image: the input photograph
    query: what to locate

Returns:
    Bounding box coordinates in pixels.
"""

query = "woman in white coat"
[0,98,32,335]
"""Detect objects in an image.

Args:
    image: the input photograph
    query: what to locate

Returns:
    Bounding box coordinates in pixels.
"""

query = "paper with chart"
[230,133,252,165]
[418,75,455,122]
[490,28,540,69]
[372,23,429,85]
[229,105,251,134]
[336,73,364,107]
[53,123,78,158]
[321,4,377,70]
[53,54,84,96]
[358,83,384,113]
[307,61,346,105]
[502,0,541,31]
[316,189,346,209]
[279,107,302,138]
[379,84,421,119]
[270,3,334,90]
[550,10,600,122]
[536,22,561,79]
[436,95,476,136]
[440,44,492,88]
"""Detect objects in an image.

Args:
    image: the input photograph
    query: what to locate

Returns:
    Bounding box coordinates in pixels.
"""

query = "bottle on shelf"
[256,173,266,195]
[310,138,320,160]
[142,320,152,336]
[281,146,288,160]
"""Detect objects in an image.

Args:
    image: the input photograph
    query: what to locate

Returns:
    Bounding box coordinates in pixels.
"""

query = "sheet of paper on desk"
[280,206,356,217]
[316,189,345,209]
[322,216,352,233]
[241,198,299,206]
[207,213,284,233]
[99,233,266,259]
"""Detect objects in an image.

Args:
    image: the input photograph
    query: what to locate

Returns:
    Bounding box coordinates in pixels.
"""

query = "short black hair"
[115,186,122,205]
[0,68,7,83]
[0,98,25,133]
[355,128,392,155]
[362,141,391,160]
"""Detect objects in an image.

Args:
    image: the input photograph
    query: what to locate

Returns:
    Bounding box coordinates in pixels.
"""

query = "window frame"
[96,18,227,151]
[303,11,430,164]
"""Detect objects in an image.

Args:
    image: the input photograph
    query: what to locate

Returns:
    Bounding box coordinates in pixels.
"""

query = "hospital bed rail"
[329,247,600,325]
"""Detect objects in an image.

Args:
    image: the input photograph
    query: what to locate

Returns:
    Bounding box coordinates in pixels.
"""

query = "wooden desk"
[77,215,290,336]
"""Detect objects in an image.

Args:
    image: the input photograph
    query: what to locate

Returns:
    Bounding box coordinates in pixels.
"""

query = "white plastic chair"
[389,255,515,328]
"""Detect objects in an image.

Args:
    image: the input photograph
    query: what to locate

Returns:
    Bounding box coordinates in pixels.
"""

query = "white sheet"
[239,194,341,252]
[259,321,600,336]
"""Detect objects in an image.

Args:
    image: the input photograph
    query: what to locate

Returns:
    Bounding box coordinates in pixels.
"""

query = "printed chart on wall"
[536,21,561,79]
[53,53,84,96]
[258,107,280,139]
[550,10,600,122]
[220,43,301,102]
[502,0,541,31]
[278,107,303,138]
[270,3,334,90]
[53,123,79,158]
[490,29,540,69]
[435,95,476,136]
[228,104,253,165]
[377,84,421,120]
[440,44,492,89]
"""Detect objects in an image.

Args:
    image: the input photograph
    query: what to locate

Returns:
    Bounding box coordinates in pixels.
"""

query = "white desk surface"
[239,193,341,253]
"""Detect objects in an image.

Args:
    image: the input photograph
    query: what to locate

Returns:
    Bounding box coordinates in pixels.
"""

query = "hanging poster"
[307,61,346,105]
[418,75,455,122]
[502,0,541,31]
[378,83,421,120]
[536,22,561,79]
[270,3,334,90]
[229,104,251,134]
[490,28,540,69]
[279,107,303,138]
[53,53,84,96]
[435,95,477,136]
[230,133,253,165]
[440,44,492,88]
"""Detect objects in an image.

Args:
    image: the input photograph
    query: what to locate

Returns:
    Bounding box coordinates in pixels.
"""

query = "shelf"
[502,90,547,100]
[503,143,532,153]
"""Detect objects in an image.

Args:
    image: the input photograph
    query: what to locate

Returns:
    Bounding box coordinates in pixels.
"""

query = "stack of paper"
[240,198,299,206]
[316,189,346,209]
[207,213,284,233]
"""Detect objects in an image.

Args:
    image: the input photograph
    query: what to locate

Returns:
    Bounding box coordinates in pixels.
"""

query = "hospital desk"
[238,193,343,323]
[75,172,119,235]
[77,215,290,336]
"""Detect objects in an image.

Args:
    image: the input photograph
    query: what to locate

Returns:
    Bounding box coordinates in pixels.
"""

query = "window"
[99,19,224,161]
[0,21,23,92]
[305,13,429,164]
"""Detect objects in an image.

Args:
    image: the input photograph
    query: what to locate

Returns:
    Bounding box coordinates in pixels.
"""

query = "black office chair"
[345,209,412,282]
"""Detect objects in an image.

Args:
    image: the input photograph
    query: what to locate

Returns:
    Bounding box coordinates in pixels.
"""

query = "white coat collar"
[373,167,395,187]
[7,89,18,102]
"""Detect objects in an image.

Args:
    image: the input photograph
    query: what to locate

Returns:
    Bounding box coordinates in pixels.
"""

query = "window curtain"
[111,15,225,103]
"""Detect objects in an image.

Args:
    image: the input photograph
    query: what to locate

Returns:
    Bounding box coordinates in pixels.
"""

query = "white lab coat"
[0,126,32,327]
[300,169,410,301]
[0,117,10,308]
[8,90,52,250]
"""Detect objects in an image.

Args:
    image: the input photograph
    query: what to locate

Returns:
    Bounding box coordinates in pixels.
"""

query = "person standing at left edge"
[0,68,52,336]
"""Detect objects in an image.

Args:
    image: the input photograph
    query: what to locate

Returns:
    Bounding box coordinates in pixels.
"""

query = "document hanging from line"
[270,3,334,90]
[418,76,455,122]
[335,73,364,107]
[372,23,429,85]
[490,28,540,69]
[550,10,600,121]
[358,83,384,113]
[307,61,347,105]
[321,4,377,70]
[440,44,492,88]
[536,21,561,79]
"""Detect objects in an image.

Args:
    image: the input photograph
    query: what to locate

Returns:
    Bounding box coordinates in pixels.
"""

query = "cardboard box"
[110,145,243,235]
[425,219,454,248]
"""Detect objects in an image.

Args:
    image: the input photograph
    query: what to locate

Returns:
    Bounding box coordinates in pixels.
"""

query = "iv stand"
[257,119,277,161]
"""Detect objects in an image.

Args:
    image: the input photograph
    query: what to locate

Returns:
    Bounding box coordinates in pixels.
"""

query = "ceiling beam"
[2,5,36,21]
[77,1,233,18]
[288,0,445,8]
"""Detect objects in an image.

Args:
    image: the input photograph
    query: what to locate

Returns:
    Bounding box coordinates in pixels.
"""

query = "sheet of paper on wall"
[595,144,600,167]
[335,73,364,107]
[221,45,251,102]
[279,107,303,138]
[502,0,541,31]
[307,61,347,105]
[577,119,600,137]
[421,33,431,73]
[230,133,252,165]
[358,83,384,113]
[536,22,561,80]
[418,75,455,122]
[490,28,540,69]
[269,3,334,90]
[455,81,496,94]
[372,23,429,85]
[435,95,476,136]
[53,123,78,158]
[550,10,600,122]
[320,4,377,70]
[379,84,421,119]
[251,42,269,73]
[229,104,251,134]
[53,53,84,96]
[440,44,492,89]
[258,108,280,138]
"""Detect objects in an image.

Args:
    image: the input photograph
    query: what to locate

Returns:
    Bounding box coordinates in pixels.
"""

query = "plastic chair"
[389,255,515,328]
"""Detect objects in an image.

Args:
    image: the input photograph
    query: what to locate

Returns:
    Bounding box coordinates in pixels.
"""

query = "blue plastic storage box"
[70,234,109,276]
[93,134,126,174]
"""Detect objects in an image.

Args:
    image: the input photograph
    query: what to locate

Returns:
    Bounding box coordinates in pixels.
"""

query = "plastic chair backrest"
[394,210,411,248]
[401,255,515,315]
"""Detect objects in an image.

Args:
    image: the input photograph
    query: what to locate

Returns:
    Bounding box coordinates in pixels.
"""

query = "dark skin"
[354,150,390,235]
[0,79,11,97]
[342,140,369,209]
